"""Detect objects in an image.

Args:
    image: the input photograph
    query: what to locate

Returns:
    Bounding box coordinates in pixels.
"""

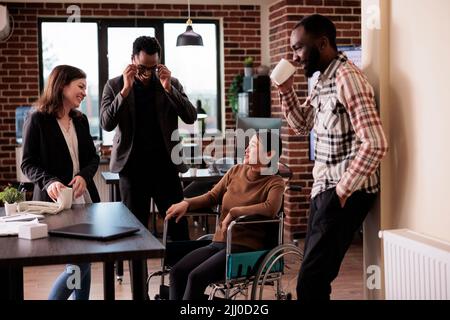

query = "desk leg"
[109,184,115,202]
[114,184,121,202]
[109,182,124,281]
[11,267,23,300]
[109,183,122,202]
[150,198,158,237]
[103,262,115,300]
[116,261,123,281]
[129,259,148,300]
[0,266,23,300]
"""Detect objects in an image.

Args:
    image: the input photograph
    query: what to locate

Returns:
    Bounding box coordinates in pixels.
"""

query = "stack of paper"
[0,214,44,236]
[0,218,43,236]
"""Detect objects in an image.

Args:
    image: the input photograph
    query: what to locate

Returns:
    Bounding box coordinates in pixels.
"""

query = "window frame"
[38,17,222,141]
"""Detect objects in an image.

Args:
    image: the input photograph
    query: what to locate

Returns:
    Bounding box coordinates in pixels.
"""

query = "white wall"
[385,0,450,243]
[361,0,390,300]
[363,0,450,299]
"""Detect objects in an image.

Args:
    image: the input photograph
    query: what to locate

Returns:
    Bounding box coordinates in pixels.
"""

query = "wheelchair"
[147,165,304,300]
[208,206,304,300]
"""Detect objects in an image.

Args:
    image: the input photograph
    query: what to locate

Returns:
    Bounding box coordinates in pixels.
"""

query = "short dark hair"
[132,36,161,57]
[295,14,337,50]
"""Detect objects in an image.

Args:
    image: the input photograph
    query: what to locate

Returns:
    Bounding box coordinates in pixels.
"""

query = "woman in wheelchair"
[165,131,285,300]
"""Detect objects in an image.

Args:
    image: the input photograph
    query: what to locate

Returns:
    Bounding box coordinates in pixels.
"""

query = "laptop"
[49,223,139,241]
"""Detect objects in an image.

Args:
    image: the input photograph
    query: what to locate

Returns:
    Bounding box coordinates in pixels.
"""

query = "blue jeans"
[48,263,91,300]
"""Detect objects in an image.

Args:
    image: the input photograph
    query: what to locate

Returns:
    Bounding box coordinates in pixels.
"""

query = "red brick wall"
[0,2,362,237]
[269,0,361,239]
[0,2,262,185]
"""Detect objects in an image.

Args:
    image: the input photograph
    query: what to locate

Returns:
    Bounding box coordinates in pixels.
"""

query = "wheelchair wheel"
[250,244,303,300]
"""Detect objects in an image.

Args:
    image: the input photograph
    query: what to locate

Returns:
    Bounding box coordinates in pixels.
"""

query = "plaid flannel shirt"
[281,52,388,199]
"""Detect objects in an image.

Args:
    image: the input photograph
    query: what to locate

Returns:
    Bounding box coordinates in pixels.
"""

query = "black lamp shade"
[176,25,203,46]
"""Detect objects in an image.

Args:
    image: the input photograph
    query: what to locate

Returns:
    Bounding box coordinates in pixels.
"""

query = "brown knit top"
[185,164,285,250]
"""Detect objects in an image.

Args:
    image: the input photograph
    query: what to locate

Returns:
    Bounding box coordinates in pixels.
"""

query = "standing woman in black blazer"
[21,65,100,300]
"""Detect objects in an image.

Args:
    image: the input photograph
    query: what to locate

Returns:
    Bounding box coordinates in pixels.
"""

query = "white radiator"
[379,229,450,300]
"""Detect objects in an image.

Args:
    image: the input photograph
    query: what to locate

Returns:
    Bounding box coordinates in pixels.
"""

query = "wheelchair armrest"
[163,210,219,231]
[163,209,220,245]
[234,214,279,224]
[227,215,280,241]
[226,215,282,257]
[185,210,219,218]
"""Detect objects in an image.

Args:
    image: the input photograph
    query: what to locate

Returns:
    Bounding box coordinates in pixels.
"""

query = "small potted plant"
[0,186,25,216]
[243,57,254,77]
[227,74,243,115]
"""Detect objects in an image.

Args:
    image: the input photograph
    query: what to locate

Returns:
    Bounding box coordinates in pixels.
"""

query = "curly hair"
[132,36,161,58]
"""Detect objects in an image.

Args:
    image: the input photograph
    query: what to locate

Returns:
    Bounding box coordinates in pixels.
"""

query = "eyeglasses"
[137,64,158,76]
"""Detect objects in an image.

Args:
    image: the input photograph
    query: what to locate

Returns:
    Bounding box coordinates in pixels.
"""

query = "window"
[41,22,99,138]
[107,27,156,78]
[164,23,219,135]
[39,19,221,145]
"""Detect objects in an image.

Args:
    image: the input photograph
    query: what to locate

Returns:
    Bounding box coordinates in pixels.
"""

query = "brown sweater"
[185,164,285,250]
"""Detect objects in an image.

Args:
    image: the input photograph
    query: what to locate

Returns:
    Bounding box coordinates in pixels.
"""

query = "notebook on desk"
[48,223,139,241]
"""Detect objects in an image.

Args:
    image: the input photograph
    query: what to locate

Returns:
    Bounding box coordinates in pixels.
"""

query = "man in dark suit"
[101,36,196,240]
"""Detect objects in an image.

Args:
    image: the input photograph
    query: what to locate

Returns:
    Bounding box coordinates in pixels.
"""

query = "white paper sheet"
[0,218,41,236]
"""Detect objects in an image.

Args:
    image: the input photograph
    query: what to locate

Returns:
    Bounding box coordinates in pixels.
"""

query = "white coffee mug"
[57,187,73,210]
[270,58,296,86]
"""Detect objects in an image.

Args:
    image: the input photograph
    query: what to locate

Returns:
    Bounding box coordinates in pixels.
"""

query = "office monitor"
[15,106,32,144]
[236,116,282,132]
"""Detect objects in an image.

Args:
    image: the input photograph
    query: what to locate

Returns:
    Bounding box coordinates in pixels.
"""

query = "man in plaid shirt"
[276,15,388,300]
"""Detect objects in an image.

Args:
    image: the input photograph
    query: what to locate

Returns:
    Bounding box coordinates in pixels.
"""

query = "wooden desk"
[0,202,164,300]
[180,168,225,183]
[101,164,292,202]
[101,169,225,202]
[100,170,224,280]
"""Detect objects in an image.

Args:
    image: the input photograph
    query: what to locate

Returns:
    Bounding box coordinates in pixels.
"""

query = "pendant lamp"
[176,0,203,46]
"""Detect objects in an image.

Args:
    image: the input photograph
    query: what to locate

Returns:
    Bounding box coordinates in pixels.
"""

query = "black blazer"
[21,110,100,203]
[100,76,197,173]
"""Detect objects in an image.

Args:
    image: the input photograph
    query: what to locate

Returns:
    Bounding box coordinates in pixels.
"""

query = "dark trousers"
[296,188,376,300]
[169,242,250,300]
[119,165,190,241]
